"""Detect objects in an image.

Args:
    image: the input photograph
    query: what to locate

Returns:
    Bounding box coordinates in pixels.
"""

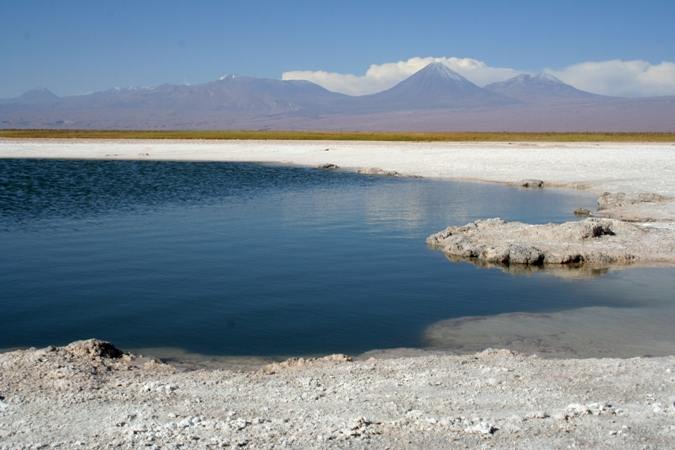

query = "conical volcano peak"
[18,88,59,101]
[362,61,515,110]
[390,62,479,93]
[415,62,465,81]
[535,72,563,83]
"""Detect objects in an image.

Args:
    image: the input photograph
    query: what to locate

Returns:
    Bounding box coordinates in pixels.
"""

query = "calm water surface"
[1,158,674,358]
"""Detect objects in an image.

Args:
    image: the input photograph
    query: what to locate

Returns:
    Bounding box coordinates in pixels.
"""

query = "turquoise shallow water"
[1,158,673,358]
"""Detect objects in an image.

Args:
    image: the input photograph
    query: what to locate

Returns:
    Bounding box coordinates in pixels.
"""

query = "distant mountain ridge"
[1,63,674,131]
[485,73,602,103]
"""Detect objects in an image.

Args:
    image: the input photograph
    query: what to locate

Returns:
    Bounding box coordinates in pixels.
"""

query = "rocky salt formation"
[1,341,675,448]
[318,163,339,170]
[357,167,400,176]
[427,217,675,268]
[518,179,545,188]
[426,184,675,274]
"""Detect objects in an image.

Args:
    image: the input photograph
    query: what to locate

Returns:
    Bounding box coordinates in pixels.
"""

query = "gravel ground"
[1,340,674,449]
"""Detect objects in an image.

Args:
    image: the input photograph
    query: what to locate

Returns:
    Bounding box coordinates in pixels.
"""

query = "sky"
[2,0,675,98]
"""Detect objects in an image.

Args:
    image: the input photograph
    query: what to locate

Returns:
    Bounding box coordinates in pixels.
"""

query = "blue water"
[1,158,673,357]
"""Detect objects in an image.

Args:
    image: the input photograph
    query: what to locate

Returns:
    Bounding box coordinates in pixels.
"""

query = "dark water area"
[1,158,674,358]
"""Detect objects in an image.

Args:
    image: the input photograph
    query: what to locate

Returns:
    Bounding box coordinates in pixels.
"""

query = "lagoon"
[1,158,674,358]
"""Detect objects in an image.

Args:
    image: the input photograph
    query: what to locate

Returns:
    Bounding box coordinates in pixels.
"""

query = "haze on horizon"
[2,0,675,99]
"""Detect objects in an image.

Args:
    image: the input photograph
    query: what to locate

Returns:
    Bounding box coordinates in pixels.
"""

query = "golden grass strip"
[1,129,675,142]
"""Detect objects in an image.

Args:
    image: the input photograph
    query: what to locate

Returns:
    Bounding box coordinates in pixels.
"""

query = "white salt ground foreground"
[1,139,675,448]
[1,340,674,449]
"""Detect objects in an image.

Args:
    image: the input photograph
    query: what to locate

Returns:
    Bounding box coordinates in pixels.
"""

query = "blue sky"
[2,0,675,97]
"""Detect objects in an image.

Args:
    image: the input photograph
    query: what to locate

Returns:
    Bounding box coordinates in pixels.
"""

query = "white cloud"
[282,57,521,96]
[283,56,675,97]
[547,60,675,97]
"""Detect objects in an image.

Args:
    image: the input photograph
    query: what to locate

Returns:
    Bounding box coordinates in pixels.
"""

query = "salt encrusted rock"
[525,411,550,420]
[64,339,124,359]
[553,402,615,421]
[427,217,675,268]
[357,167,400,177]
[464,421,498,435]
[319,163,339,170]
[263,353,352,374]
[574,207,593,216]
[520,179,544,188]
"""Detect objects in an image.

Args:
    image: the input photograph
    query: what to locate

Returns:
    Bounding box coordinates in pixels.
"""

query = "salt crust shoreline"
[1,340,675,449]
[1,140,675,448]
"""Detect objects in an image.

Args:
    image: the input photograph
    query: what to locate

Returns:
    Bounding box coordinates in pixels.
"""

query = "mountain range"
[1,62,674,131]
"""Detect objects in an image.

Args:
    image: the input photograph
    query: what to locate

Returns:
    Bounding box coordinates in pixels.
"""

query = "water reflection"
[425,305,675,358]
[425,267,675,357]
[0,159,387,226]
[441,254,612,279]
